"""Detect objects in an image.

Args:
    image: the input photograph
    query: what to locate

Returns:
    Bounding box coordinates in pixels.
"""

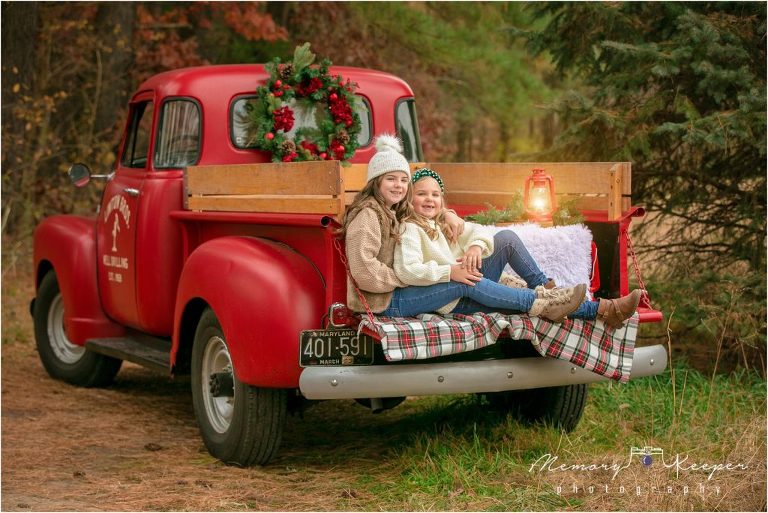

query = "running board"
[299,344,668,400]
[85,333,171,374]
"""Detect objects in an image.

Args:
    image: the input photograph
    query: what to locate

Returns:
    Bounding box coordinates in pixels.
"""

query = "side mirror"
[68,162,113,187]
[69,163,92,187]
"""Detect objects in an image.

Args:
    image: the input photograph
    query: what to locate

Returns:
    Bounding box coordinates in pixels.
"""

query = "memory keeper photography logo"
[528,445,748,483]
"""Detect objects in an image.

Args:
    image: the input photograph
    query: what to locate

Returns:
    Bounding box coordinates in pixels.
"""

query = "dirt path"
[1,262,411,511]
[2,345,417,512]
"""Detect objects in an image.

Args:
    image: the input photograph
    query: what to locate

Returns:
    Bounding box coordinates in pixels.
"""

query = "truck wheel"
[191,308,286,466]
[33,271,122,387]
[485,384,588,432]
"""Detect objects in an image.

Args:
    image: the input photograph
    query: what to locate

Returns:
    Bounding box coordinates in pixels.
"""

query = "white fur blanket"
[489,223,593,298]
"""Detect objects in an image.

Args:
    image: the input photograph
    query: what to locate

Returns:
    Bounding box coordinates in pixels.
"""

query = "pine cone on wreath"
[279,63,294,81]
[280,140,297,154]
[337,129,350,145]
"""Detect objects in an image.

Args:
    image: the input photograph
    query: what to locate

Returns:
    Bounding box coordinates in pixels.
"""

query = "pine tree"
[528,2,766,274]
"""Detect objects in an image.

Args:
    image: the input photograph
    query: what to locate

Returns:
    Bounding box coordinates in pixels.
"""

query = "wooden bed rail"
[185,161,346,215]
[185,161,632,221]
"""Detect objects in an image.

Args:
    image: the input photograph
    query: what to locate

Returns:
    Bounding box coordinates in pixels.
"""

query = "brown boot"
[543,279,556,289]
[597,289,642,328]
[529,283,587,323]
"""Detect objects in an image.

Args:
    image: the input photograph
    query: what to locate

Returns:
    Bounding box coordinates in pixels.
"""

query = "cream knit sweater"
[394,219,494,313]
[345,200,406,313]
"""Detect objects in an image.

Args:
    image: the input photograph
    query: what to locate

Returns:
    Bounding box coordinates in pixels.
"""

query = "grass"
[343,365,766,511]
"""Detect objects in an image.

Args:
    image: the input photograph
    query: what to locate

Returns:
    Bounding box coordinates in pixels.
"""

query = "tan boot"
[529,283,587,323]
[597,289,643,328]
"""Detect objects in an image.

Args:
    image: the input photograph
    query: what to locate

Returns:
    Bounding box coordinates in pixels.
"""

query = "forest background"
[1,1,766,375]
[1,4,765,511]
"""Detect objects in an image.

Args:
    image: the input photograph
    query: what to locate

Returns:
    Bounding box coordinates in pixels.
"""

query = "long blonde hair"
[338,176,413,240]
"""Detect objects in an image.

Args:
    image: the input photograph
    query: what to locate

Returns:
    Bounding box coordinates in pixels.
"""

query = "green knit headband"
[411,168,444,191]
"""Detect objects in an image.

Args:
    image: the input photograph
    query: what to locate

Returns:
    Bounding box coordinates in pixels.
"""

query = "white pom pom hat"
[366,134,411,183]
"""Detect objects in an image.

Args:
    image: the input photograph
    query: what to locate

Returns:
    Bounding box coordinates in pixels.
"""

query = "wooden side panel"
[427,162,628,195]
[186,195,344,214]
[427,162,632,216]
[344,164,369,191]
[184,161,632,216]
[445,192,610,212]
[186,161,342,196]
[185,161,344,214]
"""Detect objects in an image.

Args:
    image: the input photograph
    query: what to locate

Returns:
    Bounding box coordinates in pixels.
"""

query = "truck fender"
[172,236,325,388]
[33,215,125,344]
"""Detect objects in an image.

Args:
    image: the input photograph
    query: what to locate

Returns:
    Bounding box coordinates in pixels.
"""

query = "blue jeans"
[456,230,598,319]
[382,278,537,317]
[381,230,599,318]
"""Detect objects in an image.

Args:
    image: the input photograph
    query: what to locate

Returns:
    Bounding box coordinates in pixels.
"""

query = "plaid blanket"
[359,313,639,383]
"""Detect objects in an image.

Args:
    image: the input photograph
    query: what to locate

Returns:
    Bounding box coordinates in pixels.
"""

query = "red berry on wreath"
[274,79,282,88]
[329,93,338,101]
[274,91,283,97]
[265,133,274,140]
[319,152,327,159]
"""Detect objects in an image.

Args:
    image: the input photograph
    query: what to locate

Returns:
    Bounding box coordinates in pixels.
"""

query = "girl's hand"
[443,210,465,244]
[458,245,483,272]
[450,264,482,285]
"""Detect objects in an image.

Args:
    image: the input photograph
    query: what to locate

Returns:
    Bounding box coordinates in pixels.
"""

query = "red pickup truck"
[32,64,666,466]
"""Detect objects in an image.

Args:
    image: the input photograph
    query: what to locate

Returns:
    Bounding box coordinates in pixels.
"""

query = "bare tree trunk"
[455,123,467,161]
[93,2,135,141]
[498,120,509,162]
[542,112,556,149]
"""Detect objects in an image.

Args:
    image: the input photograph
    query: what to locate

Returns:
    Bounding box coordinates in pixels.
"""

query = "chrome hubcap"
[201,335,234,433]
[47,294,85,364]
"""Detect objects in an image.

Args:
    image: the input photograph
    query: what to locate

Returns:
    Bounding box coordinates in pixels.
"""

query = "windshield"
[231,95,372,150]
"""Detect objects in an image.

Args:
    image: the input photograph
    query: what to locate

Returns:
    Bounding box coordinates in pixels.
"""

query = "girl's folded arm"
[394,224,451,286]
[458,222,495,257]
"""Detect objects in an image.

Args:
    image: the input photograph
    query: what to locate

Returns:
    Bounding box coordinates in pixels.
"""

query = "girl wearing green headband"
[383,168,643,328]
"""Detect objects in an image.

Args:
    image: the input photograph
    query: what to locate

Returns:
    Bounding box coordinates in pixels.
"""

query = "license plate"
[299,329,375,367]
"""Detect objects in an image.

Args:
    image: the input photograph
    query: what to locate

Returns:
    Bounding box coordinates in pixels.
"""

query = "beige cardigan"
[344,200,406,313]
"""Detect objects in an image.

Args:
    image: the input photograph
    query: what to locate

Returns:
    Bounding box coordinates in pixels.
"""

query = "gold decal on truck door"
[102,194,132,284]
[111,216,120,251]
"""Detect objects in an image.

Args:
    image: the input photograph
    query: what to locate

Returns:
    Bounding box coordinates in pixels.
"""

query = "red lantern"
[524,168,557,224]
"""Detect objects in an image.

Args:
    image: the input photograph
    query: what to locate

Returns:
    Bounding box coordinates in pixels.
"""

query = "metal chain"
[332,237,377,326]
[624,228,653,309]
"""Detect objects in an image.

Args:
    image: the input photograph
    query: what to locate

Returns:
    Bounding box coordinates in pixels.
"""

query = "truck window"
[154,99,201,169]
[230,95,372,149]
[121,101,154,169]
[396,99,424,162]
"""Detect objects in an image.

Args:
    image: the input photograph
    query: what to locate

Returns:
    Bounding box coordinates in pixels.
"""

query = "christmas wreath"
[238,43,362,163]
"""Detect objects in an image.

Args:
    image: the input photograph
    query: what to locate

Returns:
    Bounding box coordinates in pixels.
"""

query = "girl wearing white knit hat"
[339,134,464,315]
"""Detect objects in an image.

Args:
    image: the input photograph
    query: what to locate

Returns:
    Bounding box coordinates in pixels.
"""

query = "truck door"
[96,96,154,329]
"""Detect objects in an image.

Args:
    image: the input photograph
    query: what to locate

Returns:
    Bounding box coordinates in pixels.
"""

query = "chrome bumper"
[298,344,667,400]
